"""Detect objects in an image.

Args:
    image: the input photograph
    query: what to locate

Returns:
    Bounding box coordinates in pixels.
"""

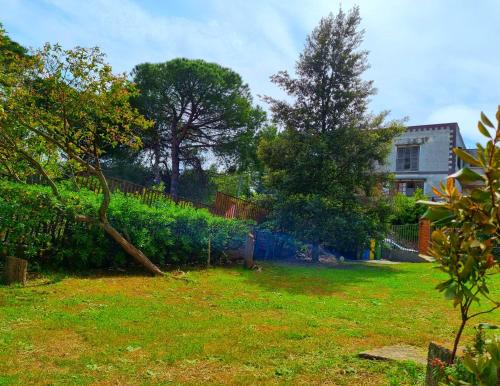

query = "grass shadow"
[238,260,408,296]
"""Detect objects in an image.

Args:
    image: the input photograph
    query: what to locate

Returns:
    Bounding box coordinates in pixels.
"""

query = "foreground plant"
[0,40,163,275]
[433,324,499,385]
[420,108,500,363]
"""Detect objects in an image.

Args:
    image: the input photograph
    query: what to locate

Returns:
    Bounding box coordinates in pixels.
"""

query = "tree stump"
[3,256,28,285]
[244,232,255,269]
[425,342,453,386]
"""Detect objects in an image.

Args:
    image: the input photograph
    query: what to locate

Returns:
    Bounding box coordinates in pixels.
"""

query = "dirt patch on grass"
[34,329,89,360]
[148,359,262,385]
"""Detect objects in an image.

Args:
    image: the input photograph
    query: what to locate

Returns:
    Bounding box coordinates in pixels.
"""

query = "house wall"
[381,123,461,197]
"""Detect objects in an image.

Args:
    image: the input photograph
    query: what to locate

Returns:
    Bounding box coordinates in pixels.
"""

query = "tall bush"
[0,180,249,269]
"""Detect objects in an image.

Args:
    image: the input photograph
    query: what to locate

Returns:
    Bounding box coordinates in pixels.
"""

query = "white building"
[383,122,466,197]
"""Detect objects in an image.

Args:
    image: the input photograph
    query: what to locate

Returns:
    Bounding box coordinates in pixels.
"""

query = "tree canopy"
[131,58,265,200]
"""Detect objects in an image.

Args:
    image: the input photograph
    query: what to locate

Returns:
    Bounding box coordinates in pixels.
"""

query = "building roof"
[406,122,465,151]
[406,122,459,131]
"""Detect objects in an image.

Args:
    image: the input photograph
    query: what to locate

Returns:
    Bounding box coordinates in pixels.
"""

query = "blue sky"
[1,0,499,146]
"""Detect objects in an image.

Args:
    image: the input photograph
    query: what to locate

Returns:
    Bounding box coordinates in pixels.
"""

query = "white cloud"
[1,0,499,146]
[428,105,498,147]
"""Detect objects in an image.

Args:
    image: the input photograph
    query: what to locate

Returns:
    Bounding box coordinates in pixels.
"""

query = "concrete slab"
[418,254,435,262]
[359,345,427,365]
[363,259,401,265]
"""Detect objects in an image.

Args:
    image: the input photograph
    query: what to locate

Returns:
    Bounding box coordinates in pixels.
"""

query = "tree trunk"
[170,141,180,201]
[93,168,163,276]
[451,317,467,363]
[3,256,27,285]
[311,243,320,263]
[101,222,163,276]
[152,142,162,185]
[76,214,163,276]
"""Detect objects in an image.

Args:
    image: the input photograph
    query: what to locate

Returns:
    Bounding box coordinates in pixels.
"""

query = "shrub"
[0,179,249,269]
[265,193,391,259]
[390,188,427,225]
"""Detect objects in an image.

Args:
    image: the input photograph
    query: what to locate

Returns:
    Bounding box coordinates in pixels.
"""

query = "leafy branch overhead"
[419,107,500,363]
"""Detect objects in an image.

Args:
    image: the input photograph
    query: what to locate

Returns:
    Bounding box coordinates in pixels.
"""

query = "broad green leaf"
[462,354,478,373]
[478,323,498,330]
[453,290,463,307]
[478,121,491,138]
[444,283,457,300]
[480,112,494,128]
[449,167,484,184]
[470,189,490,203]
[486,338,500,363]
[453,148,482,167]
[435,279,454,291]
[422,206,453,222]
[459,254,475,280]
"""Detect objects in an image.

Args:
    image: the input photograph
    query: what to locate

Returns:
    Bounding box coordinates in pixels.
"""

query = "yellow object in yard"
[369,239,376,260]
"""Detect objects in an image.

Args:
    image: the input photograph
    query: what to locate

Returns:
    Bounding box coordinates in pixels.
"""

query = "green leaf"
[417,200,446,207]
[459,254,475,280]
[470,189,490,203]
[461,354,478,373]
[477,121,492,138]
[444,283,457,300]
[422,206,453,222]
[453,290,463,307]
[449,167,484,184]
[480,112,494,128]
[486,338,500,364]
[453,148,482,167]
[478,323,499,330]
[435,279,454,291]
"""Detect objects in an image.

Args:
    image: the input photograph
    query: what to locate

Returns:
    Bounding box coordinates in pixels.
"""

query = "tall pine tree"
[260,7,403,259]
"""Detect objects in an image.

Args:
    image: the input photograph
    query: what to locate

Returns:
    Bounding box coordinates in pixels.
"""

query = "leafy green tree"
[260,7,403,259]
[420,109,500,363]
[0,43,163,275]
[0,23,26,71]
[132,58,265,200]
[0,25,57,184]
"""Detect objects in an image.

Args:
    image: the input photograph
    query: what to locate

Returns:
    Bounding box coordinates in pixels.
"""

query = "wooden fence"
[76,175,213,210]
[213,191,268,223]
[75,174,267,223]
[0,209,70,259]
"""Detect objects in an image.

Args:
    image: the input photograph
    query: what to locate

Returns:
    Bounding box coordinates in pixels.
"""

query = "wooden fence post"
[3,256,28,285]
[244,232,255,269]
[207,236,211,268]
[418,219,431,256]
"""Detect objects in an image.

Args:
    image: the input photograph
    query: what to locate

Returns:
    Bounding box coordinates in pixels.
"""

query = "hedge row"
[0,180,250,269]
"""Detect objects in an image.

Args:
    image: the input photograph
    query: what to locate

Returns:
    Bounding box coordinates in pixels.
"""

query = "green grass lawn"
[0,262,498,385]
